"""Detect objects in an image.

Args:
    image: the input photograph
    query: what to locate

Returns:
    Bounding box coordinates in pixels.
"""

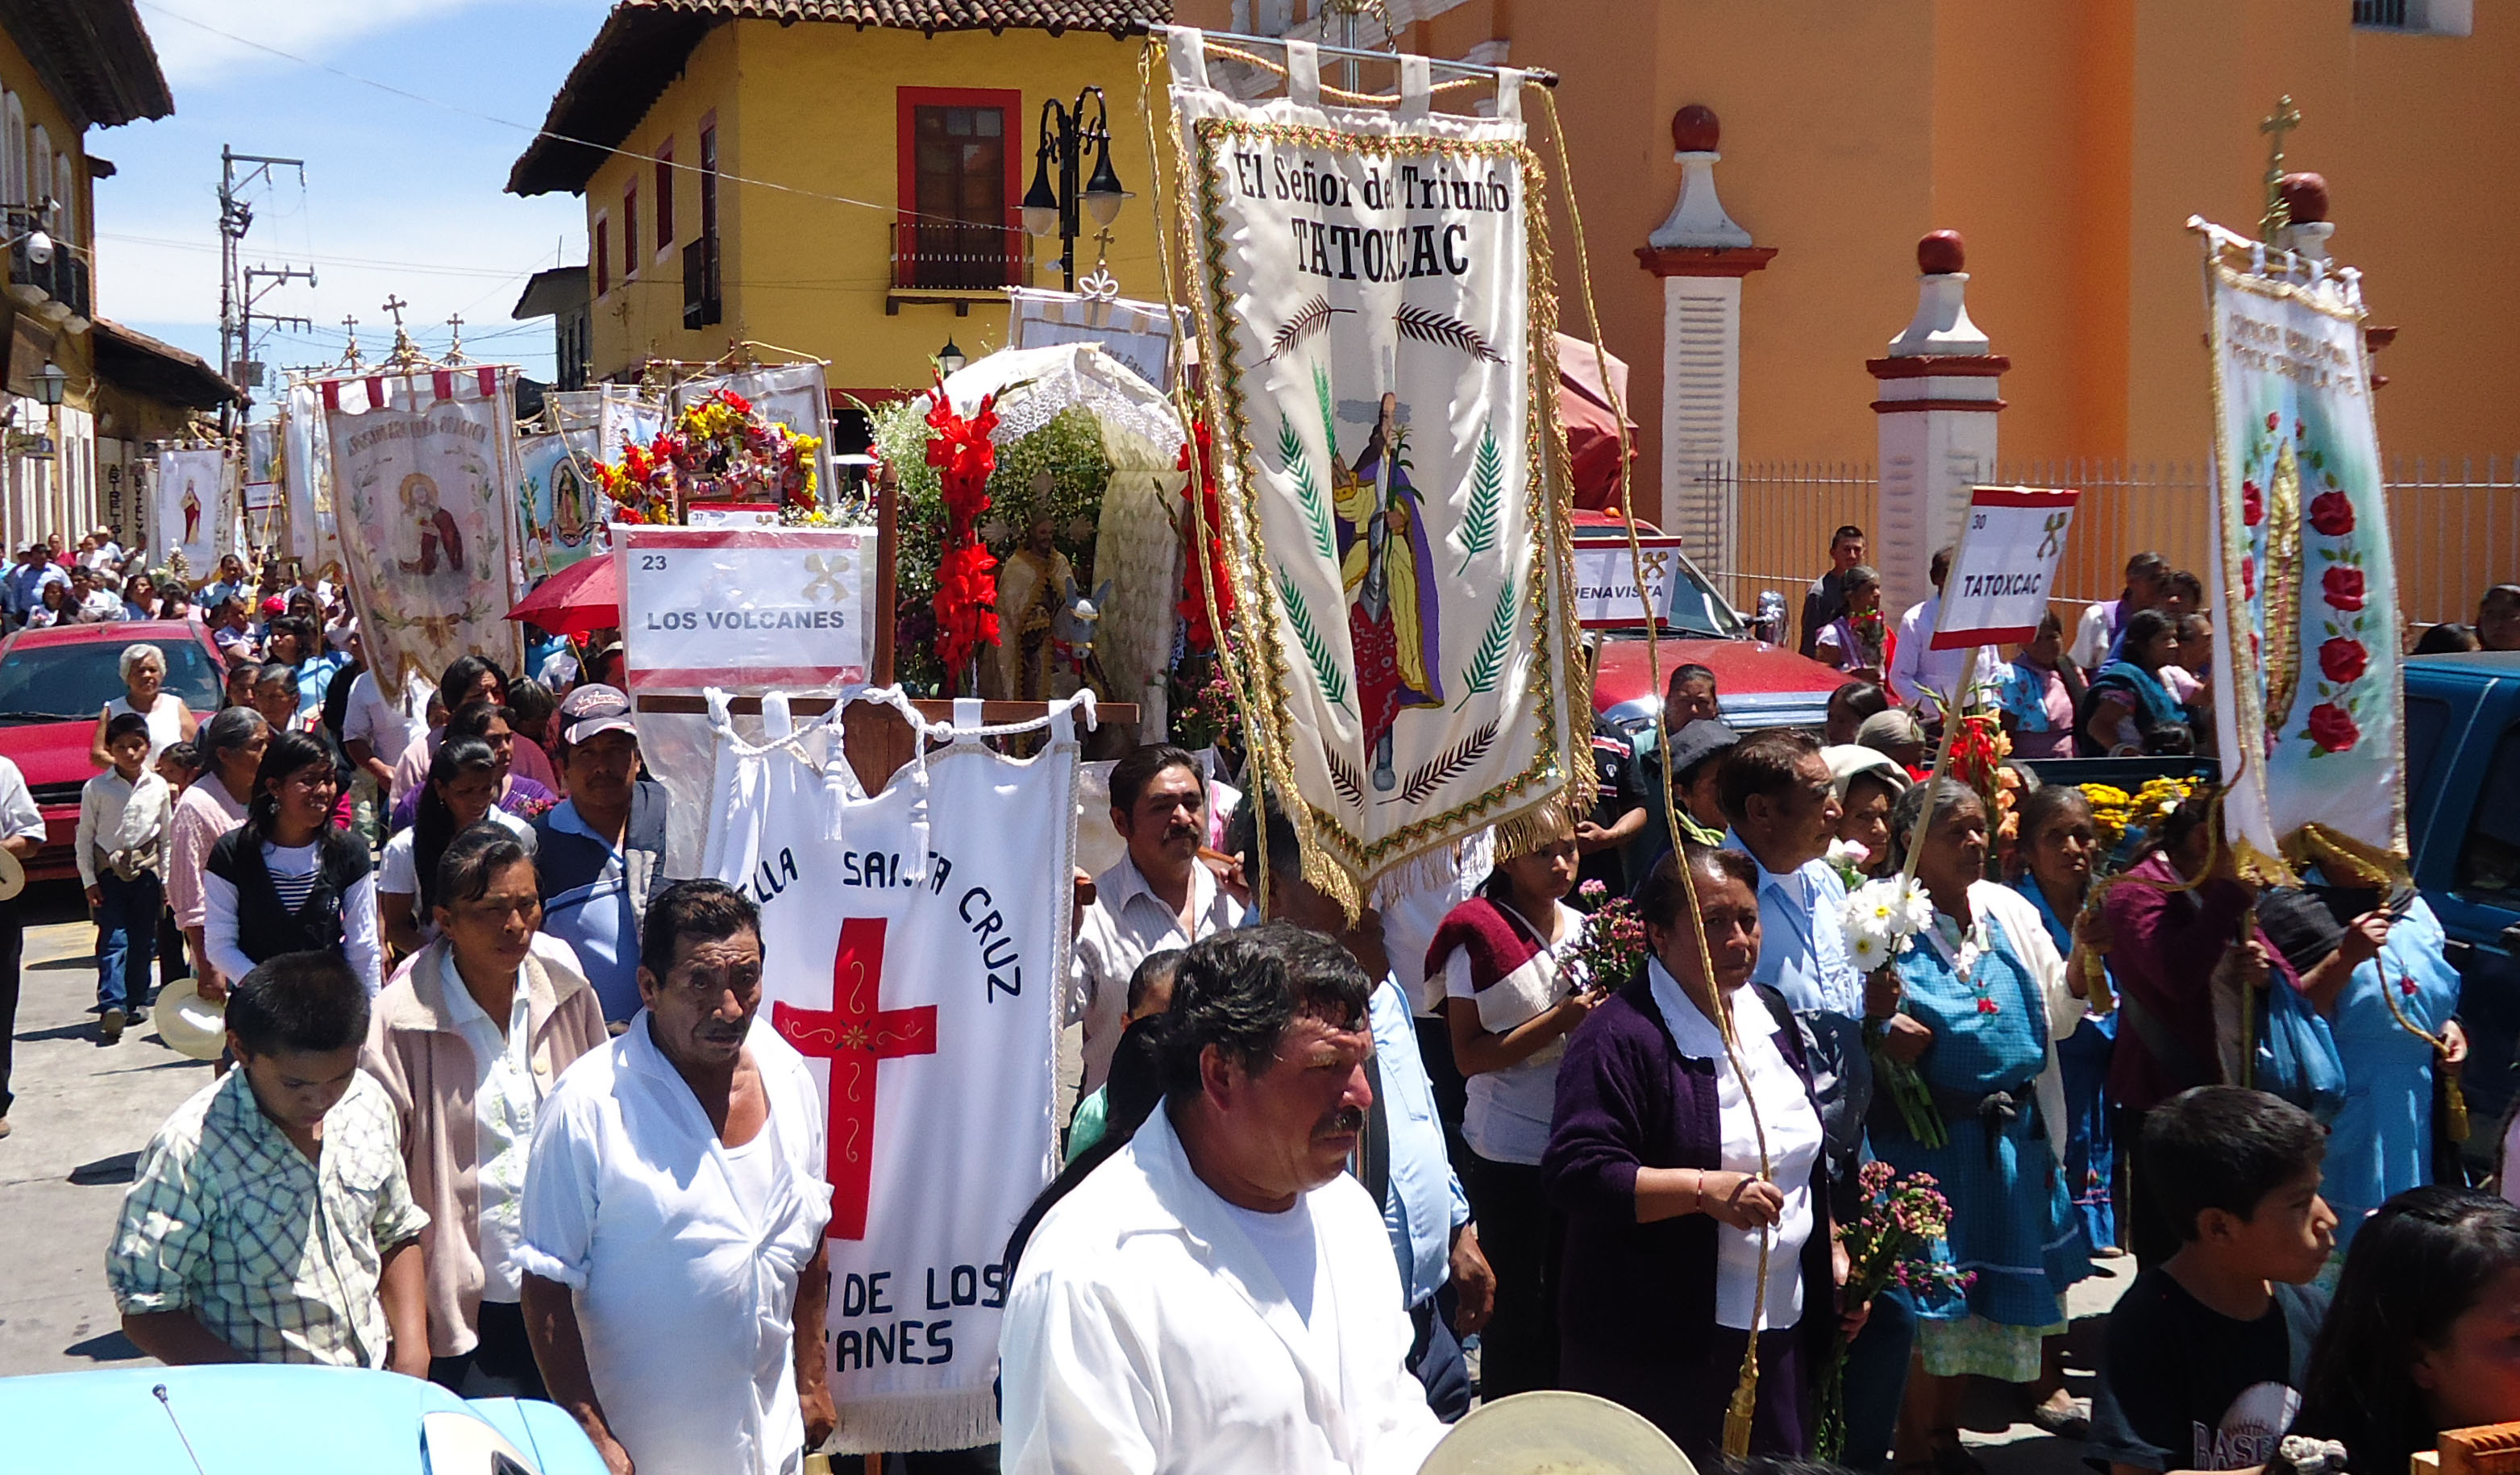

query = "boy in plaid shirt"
[107,949,430,1370]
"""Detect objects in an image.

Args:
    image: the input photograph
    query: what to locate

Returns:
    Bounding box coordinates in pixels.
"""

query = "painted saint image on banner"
[181,477,202,544]
[551,459,593,547]
[1334,391,1443,792]
[400,472,467,578]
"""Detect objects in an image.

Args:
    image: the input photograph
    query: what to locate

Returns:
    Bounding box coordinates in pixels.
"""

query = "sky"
[90,0,617,406]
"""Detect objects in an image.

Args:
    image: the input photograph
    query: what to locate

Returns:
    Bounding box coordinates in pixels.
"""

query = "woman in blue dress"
[2009,784,2119,1253]
[1873,779,2090,1474]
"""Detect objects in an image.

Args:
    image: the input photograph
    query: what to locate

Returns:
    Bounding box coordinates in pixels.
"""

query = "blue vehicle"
[2405,650,2520,1167]
[0,1365,609,1475]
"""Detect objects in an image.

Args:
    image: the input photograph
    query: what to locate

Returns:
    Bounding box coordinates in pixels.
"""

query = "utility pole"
[216,145,309,435]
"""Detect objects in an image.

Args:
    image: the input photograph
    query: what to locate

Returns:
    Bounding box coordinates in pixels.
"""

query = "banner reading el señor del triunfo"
[1166,28,1586,908]
[2194,218,2406,883]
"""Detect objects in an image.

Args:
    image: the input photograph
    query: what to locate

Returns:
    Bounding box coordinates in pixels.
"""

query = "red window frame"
[895,85,1021,227]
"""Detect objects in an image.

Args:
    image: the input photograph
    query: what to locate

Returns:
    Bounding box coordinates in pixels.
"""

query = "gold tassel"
[1724,1229,1771,1457]
[2444,1074,2472,1143]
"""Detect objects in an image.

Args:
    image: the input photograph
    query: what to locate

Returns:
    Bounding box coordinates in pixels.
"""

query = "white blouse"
[1648,956,1826,1332]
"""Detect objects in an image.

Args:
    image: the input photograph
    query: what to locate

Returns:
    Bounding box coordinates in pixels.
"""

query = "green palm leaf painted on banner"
[1278,415,1336,562]
[1455,427,1502,575]
[1276,566,1351,710]
[1314,364,1337,459]
[1461,576,1516,698]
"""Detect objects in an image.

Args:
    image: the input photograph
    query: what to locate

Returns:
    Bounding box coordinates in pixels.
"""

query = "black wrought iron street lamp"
[1022,88,1128,294]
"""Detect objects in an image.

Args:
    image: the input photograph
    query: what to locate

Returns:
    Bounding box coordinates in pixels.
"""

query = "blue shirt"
[1367,977,1470,1309]
[1725,829,1858,1017]
[3,561,61,617]
[540,799,642,1020]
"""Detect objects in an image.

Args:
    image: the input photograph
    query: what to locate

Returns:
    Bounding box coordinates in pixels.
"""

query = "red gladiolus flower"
[2242,480,2264,526]
[2307,701,2360,753]
[2267,412,2281,431]
[2309,491,2356,537]
[2242,555,2257,599]
[2322,566,2365,612]
[2318,638,2368,684]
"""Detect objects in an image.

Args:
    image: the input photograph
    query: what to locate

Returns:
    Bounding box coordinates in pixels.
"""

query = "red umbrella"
[505,553,619,640]
[1557,331,1638,512]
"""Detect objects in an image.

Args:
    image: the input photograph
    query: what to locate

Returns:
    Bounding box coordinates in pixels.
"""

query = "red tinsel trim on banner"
[1175,419,1233,651]
[925,376,1001,679]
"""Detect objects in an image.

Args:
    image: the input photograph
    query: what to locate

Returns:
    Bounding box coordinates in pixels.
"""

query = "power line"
[135,0,1004,228]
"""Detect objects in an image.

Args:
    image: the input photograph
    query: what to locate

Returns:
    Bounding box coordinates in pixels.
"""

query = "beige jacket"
[361,934,608,1357]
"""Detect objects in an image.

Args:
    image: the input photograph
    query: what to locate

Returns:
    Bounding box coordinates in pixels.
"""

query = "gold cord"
[1532,81,1772,1456]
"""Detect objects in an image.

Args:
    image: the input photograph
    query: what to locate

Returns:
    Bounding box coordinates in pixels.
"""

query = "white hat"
[1418,1390,1693,1475]
[1824,742,1914,800]
[152,977,227,1062]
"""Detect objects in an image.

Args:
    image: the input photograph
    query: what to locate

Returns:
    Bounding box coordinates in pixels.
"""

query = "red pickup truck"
[0,620,224,882]
[1575,514,1848,738]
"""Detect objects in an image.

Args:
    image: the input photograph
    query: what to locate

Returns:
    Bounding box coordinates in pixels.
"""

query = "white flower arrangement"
[1840,876,1936,974]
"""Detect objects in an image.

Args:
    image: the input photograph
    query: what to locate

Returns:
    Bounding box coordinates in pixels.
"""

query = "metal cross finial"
[380,294,409,329]
[340,314,363,369]
[443,314,466,364]
[2259,95,2304,243]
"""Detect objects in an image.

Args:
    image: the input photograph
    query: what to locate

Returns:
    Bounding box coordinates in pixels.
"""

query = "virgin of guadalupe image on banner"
[518,430,602,580]
[1166,30,1587,909]
[2194,216,2406,883]
[699,692,1080,1452]
[319,367,526,700]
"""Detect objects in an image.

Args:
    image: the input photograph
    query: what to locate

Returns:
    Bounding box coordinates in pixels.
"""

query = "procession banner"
[1167,31,1587,906]
[281,382,347,576]
[675,361,836,514]
[154,447,225,578]
[618,526,873,690]
[1930,486,2082,649]
[1571,535,1686,629]
[1006,286,1182,393]
[702,694,1079,1451]
[516,430,604,581]
[2194,220,2406,883]
[319,367,527,702]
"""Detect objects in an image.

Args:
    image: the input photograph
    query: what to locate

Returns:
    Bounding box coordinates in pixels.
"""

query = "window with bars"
[2352,0,2471,31]
[895,95,1021,290]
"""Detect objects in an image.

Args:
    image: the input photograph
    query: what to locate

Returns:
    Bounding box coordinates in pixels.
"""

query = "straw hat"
[152,978,227,1062]
[1416,1390,1693,1475]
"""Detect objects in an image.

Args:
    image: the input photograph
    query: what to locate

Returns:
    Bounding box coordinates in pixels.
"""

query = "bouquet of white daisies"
[1840,876,1948,1148]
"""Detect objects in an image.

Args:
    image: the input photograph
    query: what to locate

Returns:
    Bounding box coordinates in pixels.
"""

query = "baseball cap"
[260,595,288,617]
[559,683,637,746]
[1665,719,1740,784]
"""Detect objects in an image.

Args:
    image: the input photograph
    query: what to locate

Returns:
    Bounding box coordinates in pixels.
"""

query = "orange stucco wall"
[1177,0,2520,479]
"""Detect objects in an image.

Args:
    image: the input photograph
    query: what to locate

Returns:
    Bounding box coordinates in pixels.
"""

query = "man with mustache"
[1071,744,1245,1102]
[1001,924,1449,1474]
[518,880,835,1475]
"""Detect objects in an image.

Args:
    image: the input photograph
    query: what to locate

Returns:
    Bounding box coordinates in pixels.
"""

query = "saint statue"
[992,513,1078,701]
[1333,392,1444,792]
[398,472,467,578]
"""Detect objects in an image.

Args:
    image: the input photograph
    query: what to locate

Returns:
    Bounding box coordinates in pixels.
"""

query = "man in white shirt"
[519,880,834,1475]
[1071,745,1245,1096]
[1886,545,1998,719]
[66,564,123,623]
[1000,924,1449,1474]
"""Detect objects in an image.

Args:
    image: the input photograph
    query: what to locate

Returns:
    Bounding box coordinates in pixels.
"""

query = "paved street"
[0,883,216,1377]
[0,869,2126,1472]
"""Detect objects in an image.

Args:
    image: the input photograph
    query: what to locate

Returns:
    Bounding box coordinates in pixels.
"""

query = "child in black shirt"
[2090,1087,2338,1475]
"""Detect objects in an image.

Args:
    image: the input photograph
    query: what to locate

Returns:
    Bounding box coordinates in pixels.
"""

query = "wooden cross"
[2259,94,2303,243]
[380,294,409,329]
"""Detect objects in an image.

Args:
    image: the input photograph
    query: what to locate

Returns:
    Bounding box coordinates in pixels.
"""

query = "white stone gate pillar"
[1869,231,2006,618]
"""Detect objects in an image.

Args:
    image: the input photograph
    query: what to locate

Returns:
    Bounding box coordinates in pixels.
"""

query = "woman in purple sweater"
[1543,841,1853,1460]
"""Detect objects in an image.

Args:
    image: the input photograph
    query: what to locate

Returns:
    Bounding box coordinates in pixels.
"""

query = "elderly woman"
[167,707,267,1002]
[1873,779,2089,1471]
[1545,843,1840,1460]
[89,642,198,769]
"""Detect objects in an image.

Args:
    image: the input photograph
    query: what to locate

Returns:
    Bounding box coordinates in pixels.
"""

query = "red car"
[0,620,225,882]
[1574,513,1848,738]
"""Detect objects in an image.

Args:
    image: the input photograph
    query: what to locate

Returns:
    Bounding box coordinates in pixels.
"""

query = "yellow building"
[509,0,1174,413]
[1178,0,2518,622]
[0,1,193,553]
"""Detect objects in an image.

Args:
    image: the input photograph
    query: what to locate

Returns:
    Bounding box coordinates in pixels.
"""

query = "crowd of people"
[0,519,2493,1475]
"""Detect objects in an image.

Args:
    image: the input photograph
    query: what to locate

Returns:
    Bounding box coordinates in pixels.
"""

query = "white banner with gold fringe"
[1166,27,1586,905]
